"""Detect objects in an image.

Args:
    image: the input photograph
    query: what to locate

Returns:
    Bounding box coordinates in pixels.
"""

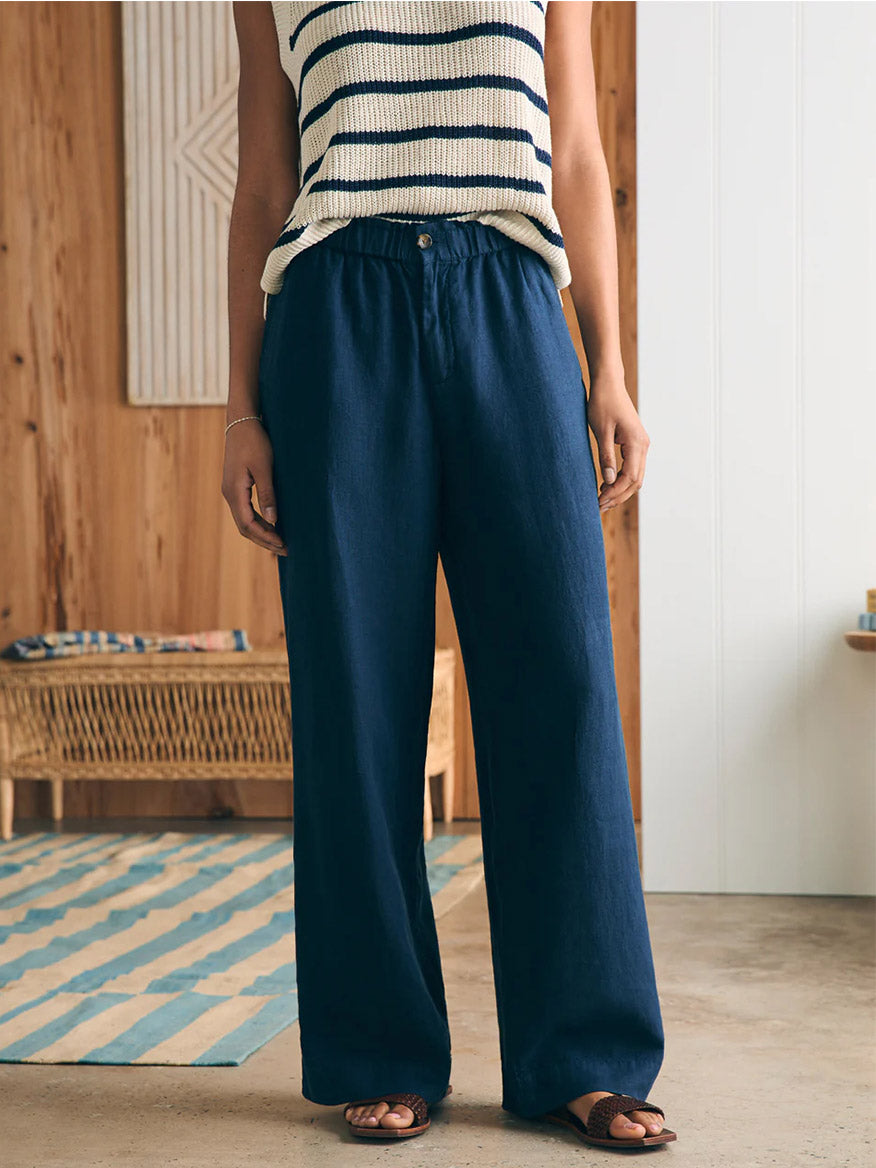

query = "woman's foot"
[565,1090,666,1140]
[343,1100,415,1131]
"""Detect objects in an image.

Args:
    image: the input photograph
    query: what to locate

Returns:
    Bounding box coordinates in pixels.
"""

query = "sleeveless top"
[259,1,571,307]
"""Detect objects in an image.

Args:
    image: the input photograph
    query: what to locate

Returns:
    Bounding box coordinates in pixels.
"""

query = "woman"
[223,0,676,1150]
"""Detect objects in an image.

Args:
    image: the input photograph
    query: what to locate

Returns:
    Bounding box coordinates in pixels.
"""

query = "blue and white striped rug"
[0,830,484,1066]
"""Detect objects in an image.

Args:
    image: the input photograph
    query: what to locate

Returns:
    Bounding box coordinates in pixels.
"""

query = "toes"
[610,1110,664,1138]
[345,1102,388,1126]
[610,1113,647,1139]
[344,1101,414,1129]
[380,1104,414,1127]
[628,1109,664,1134]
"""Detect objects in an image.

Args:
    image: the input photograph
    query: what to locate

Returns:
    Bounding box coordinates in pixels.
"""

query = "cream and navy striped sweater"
[259,1,571,302]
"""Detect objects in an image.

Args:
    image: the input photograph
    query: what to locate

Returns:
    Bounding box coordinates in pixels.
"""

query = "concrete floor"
[1,818,873,1168]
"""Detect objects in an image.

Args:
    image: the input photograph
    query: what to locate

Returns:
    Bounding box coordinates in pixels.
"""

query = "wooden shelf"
[844,630,876,652]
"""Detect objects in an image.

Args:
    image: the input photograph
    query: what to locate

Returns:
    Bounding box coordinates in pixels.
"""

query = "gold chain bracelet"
[224,414,263,436]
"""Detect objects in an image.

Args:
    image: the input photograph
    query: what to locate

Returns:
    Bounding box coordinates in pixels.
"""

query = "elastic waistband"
[318,215,518,264]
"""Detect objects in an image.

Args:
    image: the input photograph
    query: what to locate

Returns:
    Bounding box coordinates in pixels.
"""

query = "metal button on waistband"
[416,232,433,249]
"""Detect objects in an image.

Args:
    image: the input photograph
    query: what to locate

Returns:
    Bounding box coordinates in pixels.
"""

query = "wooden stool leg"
[442,758,455,825]
[1,778,12,841]
[423,772,433,842]
[51,779,64,824]
[0,715,12,840]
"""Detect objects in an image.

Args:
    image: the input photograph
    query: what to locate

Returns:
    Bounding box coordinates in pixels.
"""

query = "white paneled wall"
[637,2,876,894]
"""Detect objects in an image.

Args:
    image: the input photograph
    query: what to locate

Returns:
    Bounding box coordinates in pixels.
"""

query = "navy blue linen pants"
[257,215,664,1119]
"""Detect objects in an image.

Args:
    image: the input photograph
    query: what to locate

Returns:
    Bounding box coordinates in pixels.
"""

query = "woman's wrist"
[225,390,260,426]
[587,363,628,401]
[576,337,626,396]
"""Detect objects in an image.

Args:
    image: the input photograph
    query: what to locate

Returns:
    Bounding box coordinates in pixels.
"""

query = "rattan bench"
[0,648,455,841]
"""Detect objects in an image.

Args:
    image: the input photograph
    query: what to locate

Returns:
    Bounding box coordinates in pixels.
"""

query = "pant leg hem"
[302,1077,452,1109]
[500,1061,664,1121]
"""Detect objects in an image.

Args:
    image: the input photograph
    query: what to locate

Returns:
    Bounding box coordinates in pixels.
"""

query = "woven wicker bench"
[0,648,455,841]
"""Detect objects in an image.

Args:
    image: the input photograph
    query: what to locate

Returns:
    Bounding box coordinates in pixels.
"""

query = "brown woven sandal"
[343,1083,452,1139]
[541,1092,677,1148]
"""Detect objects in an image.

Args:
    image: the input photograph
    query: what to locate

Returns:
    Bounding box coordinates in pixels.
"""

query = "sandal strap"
[345,1092,429,1126]
[584,1093,665,1141]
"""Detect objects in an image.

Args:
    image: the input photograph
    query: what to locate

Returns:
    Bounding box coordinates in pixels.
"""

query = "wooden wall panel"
[588,1,642,819]
[0,1,288,821]
[0,1,639,825]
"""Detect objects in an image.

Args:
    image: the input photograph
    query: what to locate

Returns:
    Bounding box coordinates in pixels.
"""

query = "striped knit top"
[259,0,571,304]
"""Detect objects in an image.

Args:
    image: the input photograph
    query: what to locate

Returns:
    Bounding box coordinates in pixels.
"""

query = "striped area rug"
[0,829,484,1066]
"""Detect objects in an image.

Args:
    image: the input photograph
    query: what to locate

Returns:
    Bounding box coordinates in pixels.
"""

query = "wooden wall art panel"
[122,1,238,405]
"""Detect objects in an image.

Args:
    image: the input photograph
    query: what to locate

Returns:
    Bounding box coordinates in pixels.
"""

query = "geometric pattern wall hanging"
[122,2,239,404]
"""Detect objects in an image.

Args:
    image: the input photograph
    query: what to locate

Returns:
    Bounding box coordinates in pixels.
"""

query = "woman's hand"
[586,374,650,512]
[221,420,288,555]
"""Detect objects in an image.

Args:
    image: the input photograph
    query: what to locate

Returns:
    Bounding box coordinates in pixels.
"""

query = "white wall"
[637,1,876,894]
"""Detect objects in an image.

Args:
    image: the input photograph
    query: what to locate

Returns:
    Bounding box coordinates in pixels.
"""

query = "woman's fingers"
[587,380,651,513]
[599,440,648,510]
[595,439,642,508]
[592,423,649,512]
[221,426,288,555]
[254,473,279,528]
[599,468,641,510]
[598,425,619,486]
[224,470,287,555]
[235,479,286,553]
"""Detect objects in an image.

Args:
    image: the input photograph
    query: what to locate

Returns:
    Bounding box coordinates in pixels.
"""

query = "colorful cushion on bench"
[0,630,251,661]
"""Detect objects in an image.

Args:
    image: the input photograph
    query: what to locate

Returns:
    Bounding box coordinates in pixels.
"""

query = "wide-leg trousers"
[257,215,665,1120]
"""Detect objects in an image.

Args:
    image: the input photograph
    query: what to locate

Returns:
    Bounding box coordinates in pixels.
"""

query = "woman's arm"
[223,0,299,554]
[544,0,649,512]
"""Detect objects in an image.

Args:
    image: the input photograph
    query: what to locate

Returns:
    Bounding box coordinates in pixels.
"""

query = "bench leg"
[1,778,12,841]
[0,715,11,840]
[52,779,64,824]
[442,758,455,825]
[423,772,433,842]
